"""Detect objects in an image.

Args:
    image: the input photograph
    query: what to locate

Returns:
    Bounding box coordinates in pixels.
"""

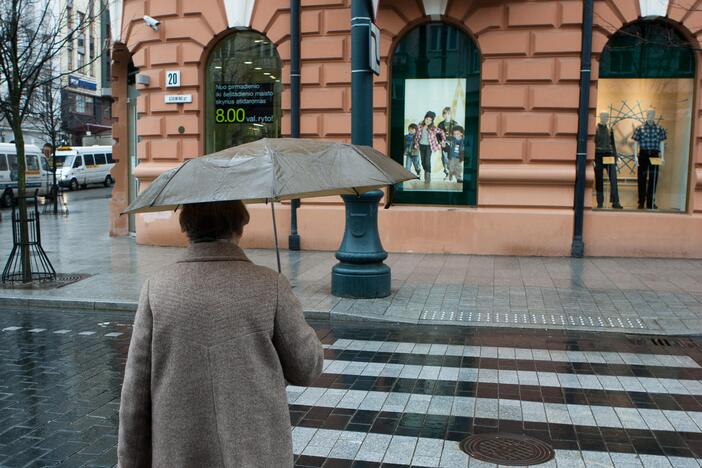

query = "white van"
[55,145,115,191]
[0,143,52,207]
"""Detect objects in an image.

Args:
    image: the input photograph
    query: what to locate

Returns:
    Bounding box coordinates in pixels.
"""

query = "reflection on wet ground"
[2,308,702,466]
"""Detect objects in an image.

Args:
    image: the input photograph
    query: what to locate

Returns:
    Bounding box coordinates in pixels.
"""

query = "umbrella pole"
[271,201,282,273]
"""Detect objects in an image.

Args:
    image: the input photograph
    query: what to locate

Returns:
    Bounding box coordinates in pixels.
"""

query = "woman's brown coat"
[117,241,324,467]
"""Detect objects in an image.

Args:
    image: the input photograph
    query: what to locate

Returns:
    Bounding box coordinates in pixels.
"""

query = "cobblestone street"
[2,308,702,467]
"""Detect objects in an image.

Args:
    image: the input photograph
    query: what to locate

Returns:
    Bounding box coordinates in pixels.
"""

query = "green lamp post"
[331,0,391,298]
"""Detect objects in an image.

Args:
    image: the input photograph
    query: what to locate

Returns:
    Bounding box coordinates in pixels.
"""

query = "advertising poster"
[211,82,278,148]
[214,83,275,125]
[402,78,466,192]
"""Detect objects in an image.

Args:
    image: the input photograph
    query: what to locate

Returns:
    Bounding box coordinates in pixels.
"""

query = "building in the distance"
[59,0,113,145]
[106,0,702,258]
[0,118,45,147]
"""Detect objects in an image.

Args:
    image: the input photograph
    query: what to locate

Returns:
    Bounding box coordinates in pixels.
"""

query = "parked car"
[55,145,115,191]
[0,143,52,207]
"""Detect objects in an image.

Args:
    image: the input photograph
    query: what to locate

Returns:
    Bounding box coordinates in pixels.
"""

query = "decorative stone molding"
[422,0,448,19]
[639,0,668,17]
[109,0,124,42]
[224,0,256,28]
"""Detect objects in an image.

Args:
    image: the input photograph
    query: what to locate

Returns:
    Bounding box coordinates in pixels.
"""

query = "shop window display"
[205,31,282,154]
[389,23,480,206]
[595,21,695,211]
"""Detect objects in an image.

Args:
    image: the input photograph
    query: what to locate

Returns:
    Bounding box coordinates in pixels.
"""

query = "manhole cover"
[459,433,555,466]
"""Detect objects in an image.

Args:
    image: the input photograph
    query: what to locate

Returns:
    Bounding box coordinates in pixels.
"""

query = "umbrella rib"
[266,138,279,201]
[148,159,192,208]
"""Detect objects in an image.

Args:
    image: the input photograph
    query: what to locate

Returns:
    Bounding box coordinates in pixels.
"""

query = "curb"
[0,296,333,320]
[2,296,700,336]
[0,297,138,312]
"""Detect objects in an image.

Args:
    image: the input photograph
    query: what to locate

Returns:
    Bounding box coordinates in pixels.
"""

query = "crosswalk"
[292,428,701,467]
[325,340,700,368]
[291,335,702,467]
[1,325,123,337]
[3,318,702,466]
[287,387,702,432]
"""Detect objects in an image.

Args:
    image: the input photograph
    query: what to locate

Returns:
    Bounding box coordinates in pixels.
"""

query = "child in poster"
[413,111,445,184]
[438,107,458,179]
[446,125,465,182]
[404,123,422,177]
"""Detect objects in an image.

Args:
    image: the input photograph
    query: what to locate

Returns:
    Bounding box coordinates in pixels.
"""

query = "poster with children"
[402,78,467,192]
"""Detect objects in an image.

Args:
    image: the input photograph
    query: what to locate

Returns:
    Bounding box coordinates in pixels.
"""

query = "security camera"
[143,15,160,31]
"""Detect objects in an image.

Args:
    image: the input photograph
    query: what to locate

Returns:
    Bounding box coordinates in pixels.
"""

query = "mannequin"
[594,112,622,209]
[632,109,667,209]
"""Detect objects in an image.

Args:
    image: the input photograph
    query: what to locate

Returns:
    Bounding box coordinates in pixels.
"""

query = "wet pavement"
[2,308,702,467]
[1,196,702,334]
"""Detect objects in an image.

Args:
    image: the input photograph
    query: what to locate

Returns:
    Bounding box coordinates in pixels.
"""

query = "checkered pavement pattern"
[2,308,702,467]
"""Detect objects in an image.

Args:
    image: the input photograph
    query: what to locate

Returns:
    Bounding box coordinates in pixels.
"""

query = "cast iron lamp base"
[331,190,391,298]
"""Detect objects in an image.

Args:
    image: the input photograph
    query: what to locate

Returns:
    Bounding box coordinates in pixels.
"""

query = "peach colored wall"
[109,44,130,236]
[110,0,702,258]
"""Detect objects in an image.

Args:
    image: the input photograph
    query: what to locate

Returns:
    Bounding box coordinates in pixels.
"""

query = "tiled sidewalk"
[2,309,702,466]
[1,195,702,334]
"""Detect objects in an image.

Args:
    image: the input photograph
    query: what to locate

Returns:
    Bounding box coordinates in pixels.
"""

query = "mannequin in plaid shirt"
[632,110,666,209]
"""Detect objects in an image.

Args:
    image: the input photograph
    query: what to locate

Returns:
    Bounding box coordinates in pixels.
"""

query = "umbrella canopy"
[123,138,415,214]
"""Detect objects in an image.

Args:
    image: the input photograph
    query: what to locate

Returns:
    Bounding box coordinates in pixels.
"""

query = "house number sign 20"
[166,70,181,88]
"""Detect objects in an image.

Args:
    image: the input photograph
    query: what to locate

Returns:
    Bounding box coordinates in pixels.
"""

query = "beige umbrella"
[123,138,416,271]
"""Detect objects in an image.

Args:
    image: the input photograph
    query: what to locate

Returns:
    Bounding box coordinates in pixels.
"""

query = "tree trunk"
[12,129,32,283]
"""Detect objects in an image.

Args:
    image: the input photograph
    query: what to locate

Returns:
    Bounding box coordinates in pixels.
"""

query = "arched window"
[595,20,695,212]
[205,31,282,154]
[600,21,694,79]
[389,22,480,206]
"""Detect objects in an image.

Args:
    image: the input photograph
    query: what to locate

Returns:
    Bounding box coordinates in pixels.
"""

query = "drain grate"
[0,273,91,290]
[626,334,700,349]
[651,337,673,347]
[459,433,555,466]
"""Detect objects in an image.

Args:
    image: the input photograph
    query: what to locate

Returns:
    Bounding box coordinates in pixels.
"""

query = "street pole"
[331,0,391,298]
[52,142,58,215]
[571,0,594,258]
[288,0,301,251]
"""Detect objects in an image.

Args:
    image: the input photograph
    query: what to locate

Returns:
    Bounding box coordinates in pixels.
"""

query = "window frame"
[389,22,481,207]
[204,31,283,154]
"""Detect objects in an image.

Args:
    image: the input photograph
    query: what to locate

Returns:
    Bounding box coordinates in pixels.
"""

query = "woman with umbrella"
[117,138,415,466]
[117,199,323,466]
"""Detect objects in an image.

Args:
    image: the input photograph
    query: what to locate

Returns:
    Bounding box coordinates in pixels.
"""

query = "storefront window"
[205,31,281,154]
[389,22,480,206]
[595,21,695,212]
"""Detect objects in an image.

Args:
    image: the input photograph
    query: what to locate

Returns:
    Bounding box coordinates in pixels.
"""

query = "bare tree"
[0,0,103,281]
[32,61,68,215]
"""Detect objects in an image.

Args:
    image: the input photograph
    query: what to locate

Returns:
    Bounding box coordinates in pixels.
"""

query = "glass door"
[127,83,139,235]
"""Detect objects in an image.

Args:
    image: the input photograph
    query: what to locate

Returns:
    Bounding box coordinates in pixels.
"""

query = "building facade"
[0,118,45,147]
[108,0,702,258]
[59,0,113,145]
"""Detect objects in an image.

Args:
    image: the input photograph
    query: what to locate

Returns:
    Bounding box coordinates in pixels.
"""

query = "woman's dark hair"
[179,200,250,241]
[423,111,436,127]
